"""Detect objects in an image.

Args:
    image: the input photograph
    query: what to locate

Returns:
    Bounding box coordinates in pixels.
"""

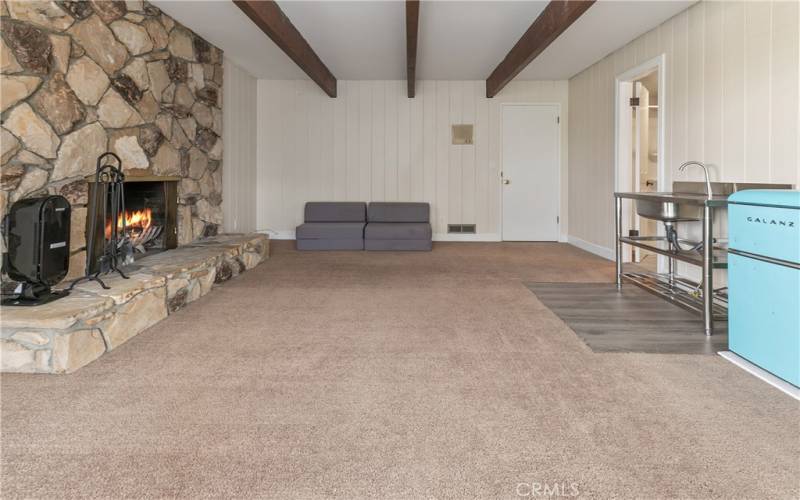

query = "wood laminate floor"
[527,282,728,354]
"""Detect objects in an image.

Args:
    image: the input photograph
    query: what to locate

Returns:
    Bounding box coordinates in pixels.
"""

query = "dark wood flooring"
[527,282,728,354]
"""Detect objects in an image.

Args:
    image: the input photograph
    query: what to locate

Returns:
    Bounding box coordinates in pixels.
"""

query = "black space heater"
[2,196,71,306]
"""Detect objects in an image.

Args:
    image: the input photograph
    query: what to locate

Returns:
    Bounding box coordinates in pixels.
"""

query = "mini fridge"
[727,190,800,388]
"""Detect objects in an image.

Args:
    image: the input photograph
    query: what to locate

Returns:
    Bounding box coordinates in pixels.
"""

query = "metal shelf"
[621,272,728,320]
[619,236,728,269]
[614,189,728,335]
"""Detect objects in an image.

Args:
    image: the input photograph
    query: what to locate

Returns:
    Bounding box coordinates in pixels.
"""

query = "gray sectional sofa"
[364,202,432,251]
[295,201,432,251]
[295,202,366,250]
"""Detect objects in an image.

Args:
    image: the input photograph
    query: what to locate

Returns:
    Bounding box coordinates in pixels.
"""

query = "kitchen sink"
[622,182,794,222]
[635,197,703,222]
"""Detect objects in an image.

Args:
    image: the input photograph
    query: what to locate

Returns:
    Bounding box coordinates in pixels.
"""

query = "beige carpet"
[1,241,798,498]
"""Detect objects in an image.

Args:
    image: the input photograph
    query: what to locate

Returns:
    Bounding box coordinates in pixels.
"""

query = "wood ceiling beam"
[233,0,337,97]
[486,0,595,98]
[406,0,420,98]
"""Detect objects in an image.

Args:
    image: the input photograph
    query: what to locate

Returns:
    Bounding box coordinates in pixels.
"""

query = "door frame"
[499,102,562,242]
[613,54,667,266]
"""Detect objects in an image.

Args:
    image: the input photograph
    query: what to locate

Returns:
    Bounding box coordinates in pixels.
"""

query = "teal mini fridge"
[728,190,800,387]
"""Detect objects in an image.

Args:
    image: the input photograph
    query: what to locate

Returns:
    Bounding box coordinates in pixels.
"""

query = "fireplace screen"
[108,183,165,252]
[87,179,178,273]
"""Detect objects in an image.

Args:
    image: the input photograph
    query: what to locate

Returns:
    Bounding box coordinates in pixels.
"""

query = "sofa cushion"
[365,222,431,240]
[304,202,366,222]
[296,222,365,240]
[367,202,429,223]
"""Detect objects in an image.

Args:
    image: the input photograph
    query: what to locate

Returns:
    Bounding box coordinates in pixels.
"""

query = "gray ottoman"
[296,202,366,250]
[365,202,432,251]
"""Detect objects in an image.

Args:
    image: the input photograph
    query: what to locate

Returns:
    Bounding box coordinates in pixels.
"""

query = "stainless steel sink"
[636,197,702,222]
[623,181,794,222]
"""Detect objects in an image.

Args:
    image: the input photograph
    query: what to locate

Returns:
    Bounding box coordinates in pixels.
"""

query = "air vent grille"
[447,224,476,234]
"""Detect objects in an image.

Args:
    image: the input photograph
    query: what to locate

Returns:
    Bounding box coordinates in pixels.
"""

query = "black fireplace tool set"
[68,152,132,291]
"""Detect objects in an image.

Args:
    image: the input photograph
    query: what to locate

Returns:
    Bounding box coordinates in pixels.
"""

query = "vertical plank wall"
[568,0,800,253]
[222,57,258,233]
[256,80,568,239]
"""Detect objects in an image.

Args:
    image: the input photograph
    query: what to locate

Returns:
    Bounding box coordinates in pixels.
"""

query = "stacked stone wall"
[1,0,224,280]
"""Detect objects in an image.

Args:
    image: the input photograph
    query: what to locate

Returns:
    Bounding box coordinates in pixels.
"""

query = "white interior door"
[501,104,559,241]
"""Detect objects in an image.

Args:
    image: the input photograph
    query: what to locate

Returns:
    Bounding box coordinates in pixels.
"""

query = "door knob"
[503,179,511,185]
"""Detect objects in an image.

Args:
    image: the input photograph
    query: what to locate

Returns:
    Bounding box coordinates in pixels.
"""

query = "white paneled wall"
[568,0,800,252]
[256,80,568,239]
[222,57,258,232]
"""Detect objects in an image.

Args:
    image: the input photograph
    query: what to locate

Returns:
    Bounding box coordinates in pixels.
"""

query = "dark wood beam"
[233,0,337,97]
[486,0,595,98]
[406,0,420,98]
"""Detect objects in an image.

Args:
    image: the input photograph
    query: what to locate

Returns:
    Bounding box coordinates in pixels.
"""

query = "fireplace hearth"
[86,176,178,273]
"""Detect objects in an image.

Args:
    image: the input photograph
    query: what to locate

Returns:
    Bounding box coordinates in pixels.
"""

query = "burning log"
[107,207,162,253]
[131,225,162,253]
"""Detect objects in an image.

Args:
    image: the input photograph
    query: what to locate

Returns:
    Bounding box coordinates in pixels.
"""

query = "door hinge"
[556,116,560,124]
[557,216,560,224]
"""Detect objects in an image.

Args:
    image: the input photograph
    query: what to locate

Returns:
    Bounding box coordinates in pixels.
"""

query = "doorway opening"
[614,55,666,270]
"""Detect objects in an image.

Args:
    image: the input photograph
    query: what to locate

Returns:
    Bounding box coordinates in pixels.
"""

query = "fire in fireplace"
[86,176,178,273]
[105,207,160,253]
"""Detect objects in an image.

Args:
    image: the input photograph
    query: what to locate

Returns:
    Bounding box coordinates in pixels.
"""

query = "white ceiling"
[153,0,308,79]
[279,1,408,80]
[415,1,548,80]
[154,0,695,82]
[519,1,694,79]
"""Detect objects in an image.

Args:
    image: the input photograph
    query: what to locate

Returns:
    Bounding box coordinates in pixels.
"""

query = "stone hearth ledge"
[0,233,269,374]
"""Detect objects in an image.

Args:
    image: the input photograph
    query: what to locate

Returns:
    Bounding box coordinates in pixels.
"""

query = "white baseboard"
[433,233,500,242]
[718,351,800,401]
[567,235,614,261]
[261,230,503,242]
[257,230,295,240]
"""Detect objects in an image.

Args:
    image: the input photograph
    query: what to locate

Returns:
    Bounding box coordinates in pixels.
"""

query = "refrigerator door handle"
[728,248,800,270]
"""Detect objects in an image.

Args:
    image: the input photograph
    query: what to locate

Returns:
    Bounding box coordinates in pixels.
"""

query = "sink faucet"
[679,161,712,200]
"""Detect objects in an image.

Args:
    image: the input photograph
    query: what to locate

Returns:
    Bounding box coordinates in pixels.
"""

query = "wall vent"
[447,224,476,234]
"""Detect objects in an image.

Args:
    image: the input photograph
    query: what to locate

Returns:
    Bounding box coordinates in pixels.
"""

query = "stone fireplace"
[0,1,271,376]
[86,175,178,273]
[1,0,224,285]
